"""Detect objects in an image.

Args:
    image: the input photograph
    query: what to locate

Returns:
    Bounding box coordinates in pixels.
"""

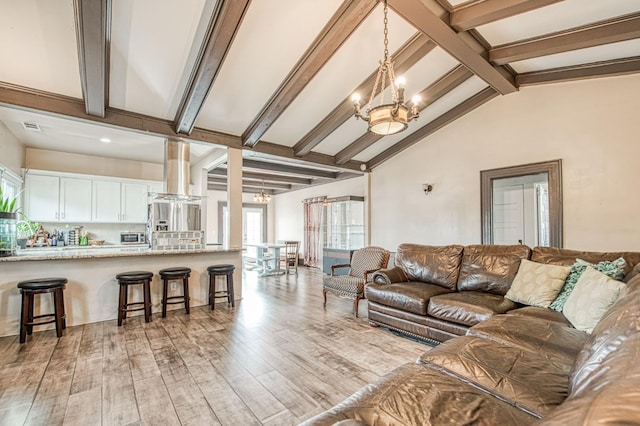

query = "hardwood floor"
[0,267,429,426]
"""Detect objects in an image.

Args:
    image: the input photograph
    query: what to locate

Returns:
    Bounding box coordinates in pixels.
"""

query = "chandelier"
[351,0,420,135]
[254,181,271,203]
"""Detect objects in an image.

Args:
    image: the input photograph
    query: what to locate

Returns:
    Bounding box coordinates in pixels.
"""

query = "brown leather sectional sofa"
[301,244,640,425]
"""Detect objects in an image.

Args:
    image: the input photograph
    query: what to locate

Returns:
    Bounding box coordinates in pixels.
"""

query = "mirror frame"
[481,159,563,247]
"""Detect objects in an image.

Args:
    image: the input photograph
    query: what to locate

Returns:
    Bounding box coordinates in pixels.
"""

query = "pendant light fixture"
[351,0,420,135]
[254,180,271,203]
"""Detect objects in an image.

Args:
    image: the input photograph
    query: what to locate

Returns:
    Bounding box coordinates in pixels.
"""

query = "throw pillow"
[505,259,571,308]
[563,266,626,333]
[549,257,627,312]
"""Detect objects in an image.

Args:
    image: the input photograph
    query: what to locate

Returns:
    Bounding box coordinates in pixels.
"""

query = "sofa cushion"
[537,333,640,426]
[562,267,626,333]
[569,275,640,395]
[365,282,451,315]
[456,244,531,295]
[468,314,587,366]
[530,246,640,277]
[427,292,517,327]
[394,243,464,290]
[418,336,570,418]
[549,257,626,312]
[505,260,570,308]
[507,306,570,325]
[299,363,537,426]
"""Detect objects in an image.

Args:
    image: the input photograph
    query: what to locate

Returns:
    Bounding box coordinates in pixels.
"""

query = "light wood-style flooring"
[0,267,429,426]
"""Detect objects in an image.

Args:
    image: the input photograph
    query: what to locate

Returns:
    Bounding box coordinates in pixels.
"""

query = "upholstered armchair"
[323,246,390,317]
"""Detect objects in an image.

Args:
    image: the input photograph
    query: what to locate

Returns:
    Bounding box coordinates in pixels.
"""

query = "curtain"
[303,197,326,267]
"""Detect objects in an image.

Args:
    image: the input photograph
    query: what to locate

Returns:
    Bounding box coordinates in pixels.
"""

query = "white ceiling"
[0,0,638,174]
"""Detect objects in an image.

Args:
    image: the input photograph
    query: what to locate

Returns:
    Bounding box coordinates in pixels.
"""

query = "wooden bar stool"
[116,271,153,326]
[17,277,67,344]
[207,264,235,310]
[159,267,191,317]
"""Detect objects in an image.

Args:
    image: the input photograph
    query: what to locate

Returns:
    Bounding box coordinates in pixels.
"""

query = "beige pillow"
[505,259,571,308]
[563,266,626,333]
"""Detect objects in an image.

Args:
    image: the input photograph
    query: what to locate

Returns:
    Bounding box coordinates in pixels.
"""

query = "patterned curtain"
[303,197,326,267]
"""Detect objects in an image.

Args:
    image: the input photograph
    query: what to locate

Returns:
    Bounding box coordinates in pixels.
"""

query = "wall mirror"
[481,159,562,247]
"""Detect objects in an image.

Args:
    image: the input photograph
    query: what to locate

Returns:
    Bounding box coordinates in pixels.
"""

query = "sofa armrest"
[372,267,408,285]
[330,263,351,276]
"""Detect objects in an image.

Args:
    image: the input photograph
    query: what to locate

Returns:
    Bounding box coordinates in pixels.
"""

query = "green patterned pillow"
[549,257,626,312]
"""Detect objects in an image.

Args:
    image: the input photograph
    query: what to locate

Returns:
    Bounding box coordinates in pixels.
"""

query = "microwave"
[120,232,146,245]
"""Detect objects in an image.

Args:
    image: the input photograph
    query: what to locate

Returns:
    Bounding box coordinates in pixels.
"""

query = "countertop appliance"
[120,231,146,245]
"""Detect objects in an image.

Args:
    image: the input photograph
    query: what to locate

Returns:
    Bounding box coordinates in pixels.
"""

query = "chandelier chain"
[383,0,389,60]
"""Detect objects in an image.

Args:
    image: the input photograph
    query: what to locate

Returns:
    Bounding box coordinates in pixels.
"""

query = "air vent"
[21,122,42,132]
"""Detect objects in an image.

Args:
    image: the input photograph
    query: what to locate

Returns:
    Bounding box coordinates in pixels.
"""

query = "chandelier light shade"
[254,181,272,203]
[352,0,420,136]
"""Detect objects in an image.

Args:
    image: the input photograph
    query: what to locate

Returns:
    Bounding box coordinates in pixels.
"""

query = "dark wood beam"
[334,65,473,165]
[207,183,275,194]
[173,0,250,134]
[0,83,362,172]
[516,56,640,86]
[241,0,377,147]
[451,0,562,32]
[388,0,517,94]
[367,87,498,169]
[293,33,436,157]
[208,169,313,185]
[208,176,292,190]
[73,0,111,117]
[491,12,640,65]
[242,159,339,179]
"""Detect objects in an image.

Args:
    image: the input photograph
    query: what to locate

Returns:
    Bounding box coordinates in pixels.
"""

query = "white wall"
[274,177,366,243]
[26,148,163,181]
[371,73,640,252]
[0,121,25,175]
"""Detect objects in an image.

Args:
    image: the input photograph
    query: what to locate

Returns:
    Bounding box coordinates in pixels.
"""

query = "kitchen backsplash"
[39,222,146,246]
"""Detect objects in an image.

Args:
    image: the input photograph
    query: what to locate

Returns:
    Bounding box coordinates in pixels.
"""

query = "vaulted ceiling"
[0,0,639,194]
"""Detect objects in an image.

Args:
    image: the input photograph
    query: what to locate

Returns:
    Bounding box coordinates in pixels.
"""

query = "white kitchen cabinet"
[121,182,148,223]
[92,180,149,223]
[25,174,60,222]
[59,178,92,222]
[92,180,121,222]
[25,175,92,222]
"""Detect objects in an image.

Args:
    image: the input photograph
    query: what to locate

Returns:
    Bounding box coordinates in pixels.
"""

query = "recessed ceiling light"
[99,137,111,143]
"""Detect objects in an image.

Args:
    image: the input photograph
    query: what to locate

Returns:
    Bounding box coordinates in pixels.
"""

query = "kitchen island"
[0,246,242,337]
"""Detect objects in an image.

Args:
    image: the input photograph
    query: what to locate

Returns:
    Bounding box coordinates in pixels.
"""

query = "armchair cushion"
[323,275,368,298]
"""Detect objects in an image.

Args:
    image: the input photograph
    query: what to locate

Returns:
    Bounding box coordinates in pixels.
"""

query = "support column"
[227,147,243,250]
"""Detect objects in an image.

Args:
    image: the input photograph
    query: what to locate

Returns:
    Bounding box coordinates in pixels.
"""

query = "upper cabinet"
[25,171,158,224]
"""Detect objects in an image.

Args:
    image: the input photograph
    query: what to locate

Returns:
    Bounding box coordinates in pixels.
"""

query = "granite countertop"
[0,245,241,262]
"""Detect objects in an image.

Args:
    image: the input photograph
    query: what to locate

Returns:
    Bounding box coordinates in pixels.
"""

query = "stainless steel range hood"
[151,138,201,201]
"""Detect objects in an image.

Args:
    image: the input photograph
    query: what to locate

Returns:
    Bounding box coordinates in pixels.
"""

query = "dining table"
[246,243,286,276]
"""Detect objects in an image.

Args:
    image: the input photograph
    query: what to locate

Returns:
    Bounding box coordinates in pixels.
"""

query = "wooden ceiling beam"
[73,0,111,117]
[388,0,517,94]
[207,183,276,194]
[334,64,473,165]
[293,33,436,157]
[491,12,640,65]
[517,56,640,86]
[242,159,339,179]
[173,0,250,134]
[367,87,498,169]
[0,83,363,172]
[208,169,313,185]
[208,176,292,190]
[451,0,563,32]
[241,0,377,147]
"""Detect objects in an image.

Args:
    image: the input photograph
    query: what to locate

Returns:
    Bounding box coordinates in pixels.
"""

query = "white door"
[60,177,92,222]
[92,180,121,222]
[25,175,60,222]
[243,208,264,258]
[492,184,525,245]
[121,183,148,223]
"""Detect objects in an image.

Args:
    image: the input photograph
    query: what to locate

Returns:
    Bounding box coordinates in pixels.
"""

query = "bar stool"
[17,277,67,344]
[159,267,191,317]
[116,271,153,326]
[207,264,235,310]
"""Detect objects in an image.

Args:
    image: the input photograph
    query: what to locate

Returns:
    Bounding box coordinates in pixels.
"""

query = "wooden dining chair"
[280,241,300,275]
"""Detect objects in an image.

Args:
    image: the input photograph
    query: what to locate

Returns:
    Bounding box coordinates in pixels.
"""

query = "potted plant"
[16,215,39,249]
[0,186,19,257]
